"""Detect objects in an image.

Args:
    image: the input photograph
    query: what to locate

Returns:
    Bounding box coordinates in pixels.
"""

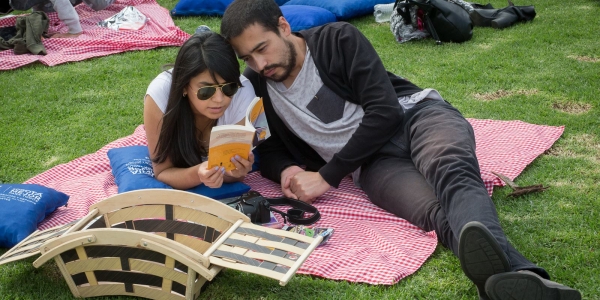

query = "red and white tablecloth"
[25,119,563,284]
[0,0,189,70]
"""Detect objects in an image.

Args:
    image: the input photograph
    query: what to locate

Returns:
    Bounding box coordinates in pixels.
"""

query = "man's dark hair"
[221,0,283,40]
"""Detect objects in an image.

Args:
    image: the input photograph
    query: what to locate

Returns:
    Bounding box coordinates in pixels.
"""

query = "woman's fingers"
[227,153,254,178]
[199,164,225,188]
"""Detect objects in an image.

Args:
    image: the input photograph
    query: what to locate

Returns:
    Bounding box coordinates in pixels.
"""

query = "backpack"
[394,0,473,44]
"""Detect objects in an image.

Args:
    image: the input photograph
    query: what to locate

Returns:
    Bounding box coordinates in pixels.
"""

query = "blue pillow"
[171,0,291,17]
[107,146,250,200]
[107,145,171,193]
[0,184,69,248]
[281,5,337,31]
[171,0,230,16]
[283,0,393,20]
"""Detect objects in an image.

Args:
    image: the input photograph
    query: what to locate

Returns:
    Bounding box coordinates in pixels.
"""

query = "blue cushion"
[187,183,250,200]
[171,0,231,16]
[283,0,393,20]
[0,184,69,248]
[107,146,171,193]
[107,146,250,200]
[171,0,291,17]
[281,5,337,31]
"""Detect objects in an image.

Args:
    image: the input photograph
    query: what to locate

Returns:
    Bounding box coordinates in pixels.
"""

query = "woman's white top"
[146,71,255,125]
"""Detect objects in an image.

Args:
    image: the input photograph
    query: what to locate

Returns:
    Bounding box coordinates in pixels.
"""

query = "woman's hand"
[197,161,225,188]
[225,152,254,180]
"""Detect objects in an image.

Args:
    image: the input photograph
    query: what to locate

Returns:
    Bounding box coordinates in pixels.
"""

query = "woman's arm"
[144,94,224,189]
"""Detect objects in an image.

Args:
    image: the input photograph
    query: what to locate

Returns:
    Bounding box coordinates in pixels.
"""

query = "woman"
[144,31,256,190]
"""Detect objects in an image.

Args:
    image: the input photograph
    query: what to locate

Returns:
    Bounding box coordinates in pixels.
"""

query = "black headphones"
[218,191,321,225]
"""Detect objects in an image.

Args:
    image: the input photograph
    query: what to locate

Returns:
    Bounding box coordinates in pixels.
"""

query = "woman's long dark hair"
[153,32,242,168]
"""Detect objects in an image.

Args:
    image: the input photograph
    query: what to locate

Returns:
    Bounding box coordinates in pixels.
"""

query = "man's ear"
[278,16,292,36]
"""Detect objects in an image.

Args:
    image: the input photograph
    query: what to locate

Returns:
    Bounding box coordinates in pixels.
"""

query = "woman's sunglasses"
[196,82,239,100]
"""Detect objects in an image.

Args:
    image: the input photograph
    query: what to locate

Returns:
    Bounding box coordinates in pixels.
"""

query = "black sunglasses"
[196,82,239,100]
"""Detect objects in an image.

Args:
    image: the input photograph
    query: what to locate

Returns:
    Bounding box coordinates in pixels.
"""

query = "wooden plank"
[8,239,49,254]
[154,232,167,238]
[209,257,285,281]
[0,222,76,266]
[173,206,232,233]
[128,259,188,286]
[229,233,259,244]
[78,284,183,300]
[139,238,213,281]
[65,209,99,234]
[65,257,121,274]
[33,235,96,268]
[35,229,209,271]
[161,256,175,292]
[0,247,41,265]
[278,234,323,286]
[185,269,196,300]
[89,189,249,224]
[203,219,244,260]
[174,234,211,254]
[76,247,98,286]
[239,222,315,244]
[107,205,166,225]
[193,276,208,297]
[54,255,81,297]
[214,245,294,267]
[254,240,305,255]
[216,244,249,255]
[17,224,71,247]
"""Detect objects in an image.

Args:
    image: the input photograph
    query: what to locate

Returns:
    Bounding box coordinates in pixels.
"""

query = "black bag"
[218,191,321,225]
[395,0,473,44]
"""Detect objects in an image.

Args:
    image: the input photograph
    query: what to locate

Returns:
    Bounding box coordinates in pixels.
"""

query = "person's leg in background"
[82,0,113,11]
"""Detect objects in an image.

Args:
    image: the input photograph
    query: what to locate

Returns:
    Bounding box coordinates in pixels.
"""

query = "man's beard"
[261,39,297,82]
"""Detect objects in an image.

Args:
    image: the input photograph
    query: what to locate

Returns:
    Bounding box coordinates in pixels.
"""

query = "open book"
[207,97,270,171]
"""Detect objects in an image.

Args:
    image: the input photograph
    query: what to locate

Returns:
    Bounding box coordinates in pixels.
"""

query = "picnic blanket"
[0,0,189,70]
[25,119,564,285]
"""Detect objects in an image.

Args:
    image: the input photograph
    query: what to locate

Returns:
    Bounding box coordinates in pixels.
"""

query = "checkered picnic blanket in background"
[0,0,189,70]
[25,119,564,284]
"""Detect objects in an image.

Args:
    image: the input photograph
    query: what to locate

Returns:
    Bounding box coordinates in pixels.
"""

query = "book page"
[207,127,254,171]
[245,97,271,147]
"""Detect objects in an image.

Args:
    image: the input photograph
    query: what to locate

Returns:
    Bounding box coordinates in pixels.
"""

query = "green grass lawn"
[1,0,599,299]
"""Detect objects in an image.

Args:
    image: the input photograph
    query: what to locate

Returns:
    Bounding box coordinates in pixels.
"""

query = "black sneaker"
[458,221,511,300]
[485,270,581,300]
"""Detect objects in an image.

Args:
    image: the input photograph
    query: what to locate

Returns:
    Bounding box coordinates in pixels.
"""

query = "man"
[221,0,580,299]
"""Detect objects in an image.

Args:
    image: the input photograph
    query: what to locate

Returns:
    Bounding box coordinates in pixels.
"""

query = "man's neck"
[281,35,307,89]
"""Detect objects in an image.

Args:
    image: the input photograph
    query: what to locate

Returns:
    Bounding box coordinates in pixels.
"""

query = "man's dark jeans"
[359,100,549,279]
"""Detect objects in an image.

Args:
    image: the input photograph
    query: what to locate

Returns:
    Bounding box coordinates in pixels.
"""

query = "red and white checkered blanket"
[0,0,189,70]
[25,119,563,284]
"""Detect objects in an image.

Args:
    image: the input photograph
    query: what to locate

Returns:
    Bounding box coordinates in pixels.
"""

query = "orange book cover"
[207,128,255,171]
[207,97,270,171]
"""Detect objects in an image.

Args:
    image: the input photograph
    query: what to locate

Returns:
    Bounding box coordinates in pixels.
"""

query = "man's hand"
[289,171,331,203]
[198,161,225,188]
[281,165,304,198]
[51,32,82,39]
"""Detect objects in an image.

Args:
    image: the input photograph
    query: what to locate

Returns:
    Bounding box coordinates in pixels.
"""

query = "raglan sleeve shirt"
[247,23,417,188]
